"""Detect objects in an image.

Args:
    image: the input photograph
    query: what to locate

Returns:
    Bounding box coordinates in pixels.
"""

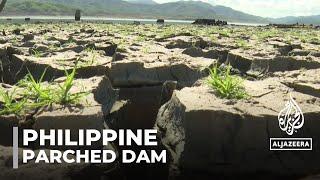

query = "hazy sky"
[153,0,319,18]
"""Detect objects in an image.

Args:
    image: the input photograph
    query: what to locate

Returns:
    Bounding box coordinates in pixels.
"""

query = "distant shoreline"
[0,15,268,26]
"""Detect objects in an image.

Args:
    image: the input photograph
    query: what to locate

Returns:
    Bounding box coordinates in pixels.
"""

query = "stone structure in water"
[157,19,165,24]
[193,19,227,26]
[75,9,81,21]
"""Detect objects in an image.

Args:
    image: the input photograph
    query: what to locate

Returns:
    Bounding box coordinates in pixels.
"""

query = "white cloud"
[153,0,320,18]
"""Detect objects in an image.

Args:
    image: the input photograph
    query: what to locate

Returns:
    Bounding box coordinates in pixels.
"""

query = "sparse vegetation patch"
[207,65,248,99]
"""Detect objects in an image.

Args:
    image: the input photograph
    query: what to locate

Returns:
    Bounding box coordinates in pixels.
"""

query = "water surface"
[0,16,268,26]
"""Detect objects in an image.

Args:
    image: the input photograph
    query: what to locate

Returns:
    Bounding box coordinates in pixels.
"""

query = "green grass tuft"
[235,39,251,49]
[18,68,56,107]
[56,66,88,104]
[0,88,26,116]
[207,65,248,99]
[31,49,41,58]
[0,65,88,116]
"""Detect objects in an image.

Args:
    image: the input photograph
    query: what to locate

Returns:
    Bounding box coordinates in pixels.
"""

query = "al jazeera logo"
[270,94,312,151]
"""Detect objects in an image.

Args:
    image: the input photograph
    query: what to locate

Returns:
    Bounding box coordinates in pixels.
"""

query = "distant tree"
[0,0,6,13]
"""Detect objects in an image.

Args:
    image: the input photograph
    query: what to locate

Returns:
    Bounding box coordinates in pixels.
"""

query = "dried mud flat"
[0,23,320,180]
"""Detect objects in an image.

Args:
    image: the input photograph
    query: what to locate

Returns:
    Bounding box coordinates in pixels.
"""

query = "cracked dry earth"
[0,23,320,180]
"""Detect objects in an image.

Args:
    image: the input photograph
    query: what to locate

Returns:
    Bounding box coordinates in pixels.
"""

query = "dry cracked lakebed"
[0,23,320,180]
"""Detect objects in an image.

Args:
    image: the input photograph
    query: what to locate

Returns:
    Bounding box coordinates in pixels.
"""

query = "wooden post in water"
[75,9,81,21]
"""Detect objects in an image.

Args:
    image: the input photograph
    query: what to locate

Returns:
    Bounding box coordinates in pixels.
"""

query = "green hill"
[269,15,320,25]
[1,0,268,22]
[125,0,157,5]
[1,0,319,24]
[3,0,76,15]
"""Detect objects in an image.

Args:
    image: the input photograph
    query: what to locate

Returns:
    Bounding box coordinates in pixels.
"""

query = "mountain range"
[1,0,320,24]
[125,0,157,5]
